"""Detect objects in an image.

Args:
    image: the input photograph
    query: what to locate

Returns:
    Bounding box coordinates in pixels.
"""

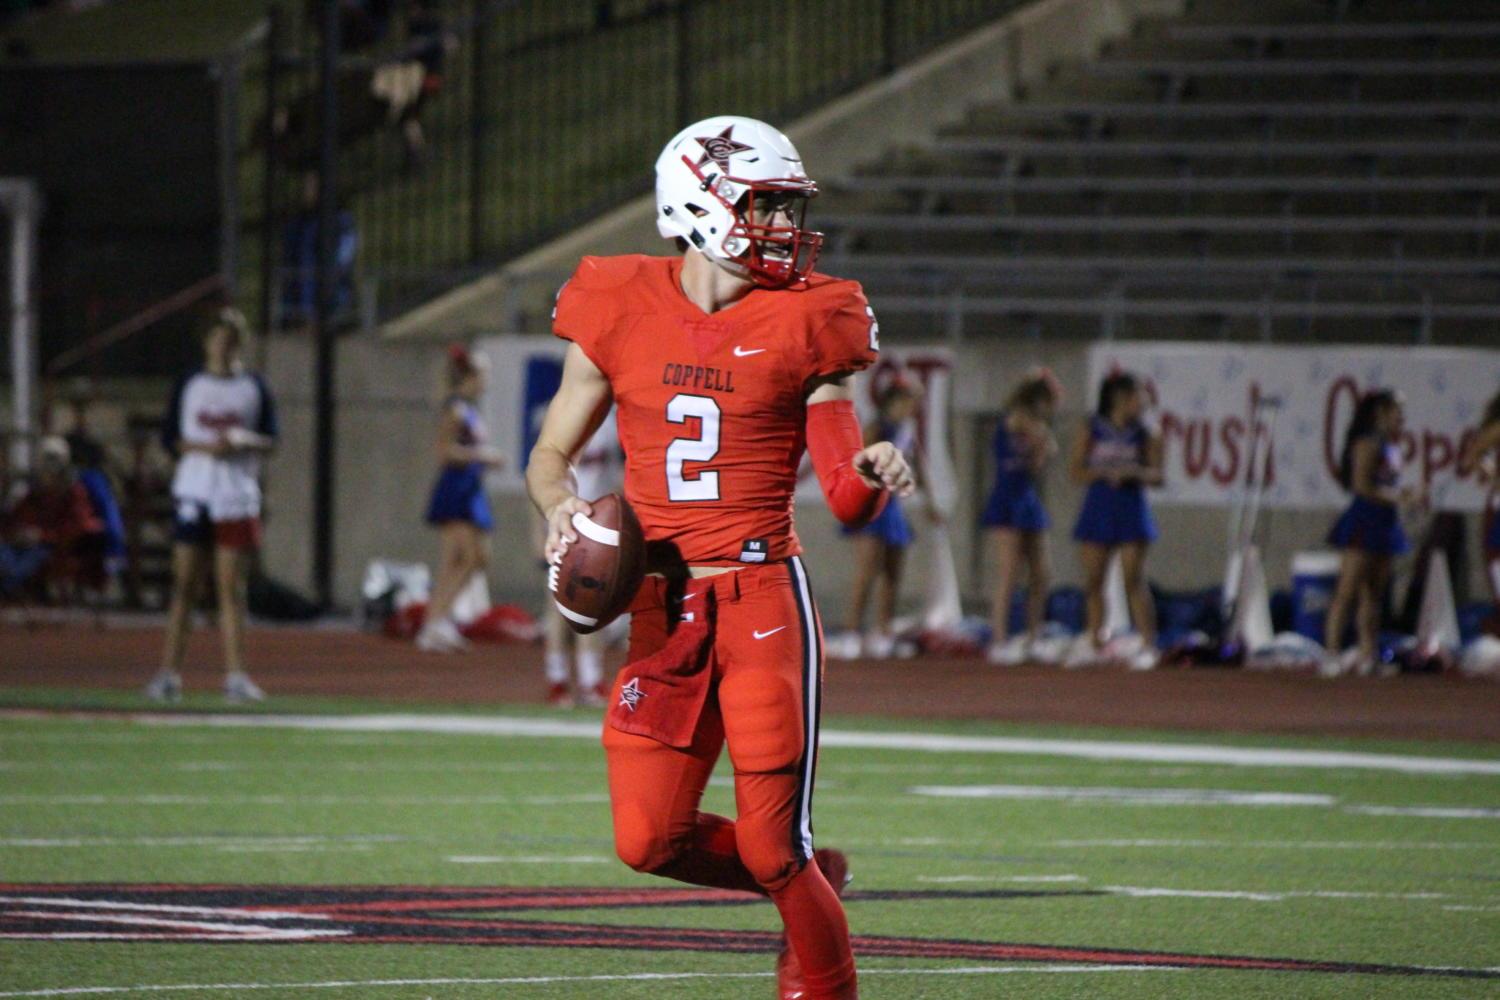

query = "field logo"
[0,883,1494,981]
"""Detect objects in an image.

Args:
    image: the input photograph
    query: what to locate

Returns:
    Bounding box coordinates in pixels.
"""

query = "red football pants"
[603,556,856,999]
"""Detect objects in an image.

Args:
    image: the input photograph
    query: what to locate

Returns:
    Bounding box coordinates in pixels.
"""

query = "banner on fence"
[1086,343,1500,511]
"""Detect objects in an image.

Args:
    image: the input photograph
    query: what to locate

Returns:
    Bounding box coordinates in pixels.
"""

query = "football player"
[527,115,913,1000]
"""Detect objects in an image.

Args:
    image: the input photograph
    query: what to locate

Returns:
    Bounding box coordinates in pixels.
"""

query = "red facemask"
[682,156,823,287]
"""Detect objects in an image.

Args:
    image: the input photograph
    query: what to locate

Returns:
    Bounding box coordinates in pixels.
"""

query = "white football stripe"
[553,601,598,627]
[570,512,619,547]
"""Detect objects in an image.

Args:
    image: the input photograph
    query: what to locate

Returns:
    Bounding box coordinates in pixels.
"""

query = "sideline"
[106,711,1500,776]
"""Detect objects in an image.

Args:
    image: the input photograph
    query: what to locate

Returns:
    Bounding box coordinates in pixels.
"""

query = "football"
[549,493,646,634]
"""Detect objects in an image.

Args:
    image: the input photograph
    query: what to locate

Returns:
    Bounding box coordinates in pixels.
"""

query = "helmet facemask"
[682,155,823,288]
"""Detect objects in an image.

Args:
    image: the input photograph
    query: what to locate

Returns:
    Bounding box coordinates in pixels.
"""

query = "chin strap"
[806,400,888,528]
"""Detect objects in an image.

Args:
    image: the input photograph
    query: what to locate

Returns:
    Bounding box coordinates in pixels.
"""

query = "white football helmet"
[655,115,823,287]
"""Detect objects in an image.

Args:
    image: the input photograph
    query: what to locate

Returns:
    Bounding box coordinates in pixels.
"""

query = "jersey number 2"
[665,393,720,501]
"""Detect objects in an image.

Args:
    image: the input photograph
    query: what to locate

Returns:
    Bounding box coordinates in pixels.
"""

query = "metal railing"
[250,0,1029,325]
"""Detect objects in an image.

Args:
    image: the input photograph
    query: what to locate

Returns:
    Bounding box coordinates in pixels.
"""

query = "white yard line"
[118,712,1500,775]
[917,874,1086,884]
[0,794,608,807]
[0,898,330,921]
[908,785,1336,807]
[1346,805,1500,819]
[445,855,612,864]
[0,966,1186,998]
[0,835,402,849]
[1048,838,1498,850]
[1101,886,1449,902]
[4,911,346,940]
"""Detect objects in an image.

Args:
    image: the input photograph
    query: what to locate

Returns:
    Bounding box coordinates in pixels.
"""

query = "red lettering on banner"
[1212,418,1244,485]
[1324,376,1361,481]
[1156,383,1276,489]
[1182,422,1211,478]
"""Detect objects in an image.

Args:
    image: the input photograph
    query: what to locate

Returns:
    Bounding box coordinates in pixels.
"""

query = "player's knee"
[735,822,803,892]
[610,800,685,874]
[612,821,675,874]
[718,675,803,773]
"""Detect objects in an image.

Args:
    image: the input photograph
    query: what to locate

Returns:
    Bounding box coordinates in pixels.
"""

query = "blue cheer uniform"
[1327,436,1408,555]
[981,417,1049,532]
[424,397,494,531]
[1072,415,1158,546]
[843,417,915,547]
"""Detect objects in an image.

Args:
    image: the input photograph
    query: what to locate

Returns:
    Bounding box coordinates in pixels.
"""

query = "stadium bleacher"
[820,1,1500,343]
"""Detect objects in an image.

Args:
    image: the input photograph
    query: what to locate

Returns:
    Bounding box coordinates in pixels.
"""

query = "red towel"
[607,591,716,749]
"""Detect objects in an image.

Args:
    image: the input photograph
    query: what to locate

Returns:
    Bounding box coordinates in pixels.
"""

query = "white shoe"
[1029,634,1068,665]
[1128,648,1159,672]
[863,632,896,659]
[987,636,1030,666]
[825,631,863,661]
[416,617,470,652]
[223,671,265,704]
[1319,648,1364,679]
[1062,636,1098,670]
[144,670,183,704]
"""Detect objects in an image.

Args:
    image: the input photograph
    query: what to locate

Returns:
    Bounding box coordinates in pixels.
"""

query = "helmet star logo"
[694,125,754,172]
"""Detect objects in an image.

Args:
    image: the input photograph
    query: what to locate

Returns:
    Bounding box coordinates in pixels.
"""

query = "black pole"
[470,1,487,259]
[674,0,691,126]
[312,0,340,609]
[258,4,282,347]
[880,0,897,76]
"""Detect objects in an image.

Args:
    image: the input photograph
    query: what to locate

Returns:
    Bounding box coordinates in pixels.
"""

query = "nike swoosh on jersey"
[752,626,788,639]
[732,346,767,357]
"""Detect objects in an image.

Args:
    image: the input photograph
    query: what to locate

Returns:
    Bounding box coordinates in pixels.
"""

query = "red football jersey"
[554,255,879,565]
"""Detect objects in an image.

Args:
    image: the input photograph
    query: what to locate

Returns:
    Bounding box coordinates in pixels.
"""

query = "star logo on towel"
[618,677,645,713]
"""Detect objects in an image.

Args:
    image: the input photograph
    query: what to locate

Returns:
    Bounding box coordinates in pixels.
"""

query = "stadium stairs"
[816,0,1500,345]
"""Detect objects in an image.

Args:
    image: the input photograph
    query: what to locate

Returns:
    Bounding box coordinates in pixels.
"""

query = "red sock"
[650,813,765,895]
[769,860,858,1000]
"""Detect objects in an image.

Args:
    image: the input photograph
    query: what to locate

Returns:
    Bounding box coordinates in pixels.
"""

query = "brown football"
[549,493,646,634]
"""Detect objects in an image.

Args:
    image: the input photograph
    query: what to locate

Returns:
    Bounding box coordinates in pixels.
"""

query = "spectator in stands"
[397,0,455,170]
[1459,389,1500,618]
[280,172,358,330]
[1322,389,1423,678]
[61,379,127,578]
[416,344,504,653]
[541,412,620,707]
[842,376,920,658]
[983,368,1062,665]
[0,436,104,601]
[145,309,278,704]
[1069,371,1163,671]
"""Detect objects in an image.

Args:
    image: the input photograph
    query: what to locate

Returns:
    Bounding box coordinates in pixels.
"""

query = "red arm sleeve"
[806,400,888,528]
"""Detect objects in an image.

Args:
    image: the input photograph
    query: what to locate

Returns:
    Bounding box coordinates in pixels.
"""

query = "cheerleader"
[1322,389,1423,677]
[416,345,505,652]
[1459,389,1500,611]
[844,377,920,658]
[983,369,1062,665]
[1069,371,1163,670]
[541,411,620,707]
[146,308,277,703]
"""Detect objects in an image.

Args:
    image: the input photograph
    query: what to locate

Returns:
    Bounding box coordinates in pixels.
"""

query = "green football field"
[1,694,1498,999]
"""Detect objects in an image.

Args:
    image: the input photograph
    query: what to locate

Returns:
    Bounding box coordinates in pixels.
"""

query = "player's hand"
[854,442,915,498]
[209,435,233,458]
[542,495,593,565]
